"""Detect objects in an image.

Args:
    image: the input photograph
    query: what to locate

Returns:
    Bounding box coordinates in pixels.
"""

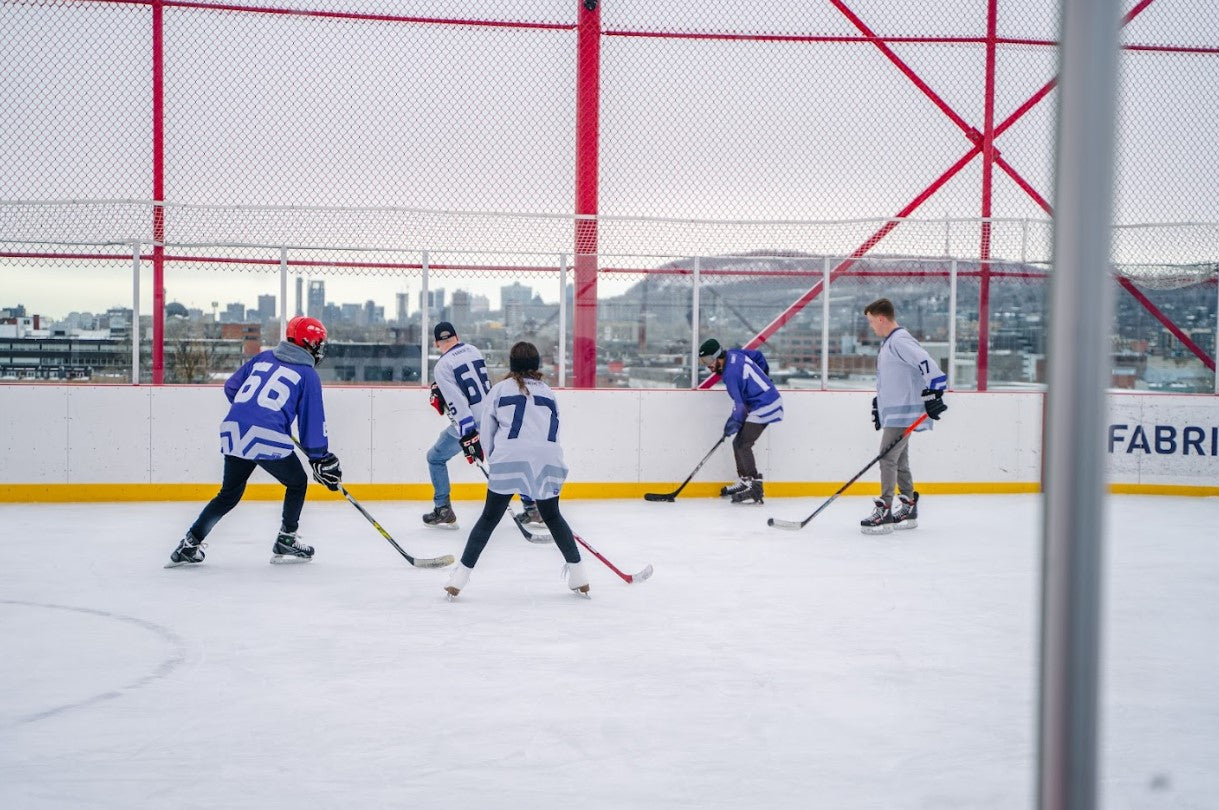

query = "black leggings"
[460,491,581,569]
[732,421,769,478]
[190,454,309,540]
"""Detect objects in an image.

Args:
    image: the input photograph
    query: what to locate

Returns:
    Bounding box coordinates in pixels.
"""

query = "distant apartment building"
[307,280,326,319]
[257,294,276,321]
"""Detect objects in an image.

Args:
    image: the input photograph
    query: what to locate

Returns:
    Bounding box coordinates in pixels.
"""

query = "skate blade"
[444,586,460,601]
[860,525,895,535]
[163,559,201,569]
[893,519,918,530]
[571,588,591,600]
[269,554,313,564]
[425,523,460,531]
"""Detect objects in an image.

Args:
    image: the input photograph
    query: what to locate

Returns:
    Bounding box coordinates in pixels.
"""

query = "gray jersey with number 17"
[481,376,569,500]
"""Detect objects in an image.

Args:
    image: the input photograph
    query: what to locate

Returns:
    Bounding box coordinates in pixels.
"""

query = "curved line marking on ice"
[0,600,187,727]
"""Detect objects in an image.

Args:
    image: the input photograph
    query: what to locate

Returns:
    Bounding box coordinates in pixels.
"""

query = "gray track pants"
[877,427,914,505]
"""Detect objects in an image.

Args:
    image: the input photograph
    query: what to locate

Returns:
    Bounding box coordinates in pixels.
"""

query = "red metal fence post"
[151,0,165,384]
[573,0,601,388]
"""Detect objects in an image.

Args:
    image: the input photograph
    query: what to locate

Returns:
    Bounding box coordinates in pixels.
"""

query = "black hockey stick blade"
[643,435,727,502]
[512,511,553,544]
[472,460,551,544]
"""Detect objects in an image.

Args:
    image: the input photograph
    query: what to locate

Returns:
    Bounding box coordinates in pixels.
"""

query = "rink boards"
[1,385,1216,500]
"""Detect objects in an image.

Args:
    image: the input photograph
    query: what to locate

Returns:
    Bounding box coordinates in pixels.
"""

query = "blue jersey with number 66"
[218,345,328,460]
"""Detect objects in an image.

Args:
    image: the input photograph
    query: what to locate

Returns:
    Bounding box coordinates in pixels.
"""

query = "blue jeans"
[426,425,536,509]
[426,426,462,507]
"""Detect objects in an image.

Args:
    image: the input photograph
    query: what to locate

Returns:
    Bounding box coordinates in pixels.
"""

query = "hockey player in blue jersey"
[444,341,590,599]
[860,298,947,534]
[165,315,342,567]
[698,338,784,504]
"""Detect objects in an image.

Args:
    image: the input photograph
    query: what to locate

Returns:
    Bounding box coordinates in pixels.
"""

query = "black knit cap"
[698,338,724,359]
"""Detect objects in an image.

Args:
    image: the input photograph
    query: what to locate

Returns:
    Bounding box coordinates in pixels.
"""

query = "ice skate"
[520,502,545,527]
[422,504,458,530]
[165,531,206,568]
[720,477,750,498]
[892,491,919,530]
[270,530,314,564]
[563,561,591,598]
[730,477,764,505]
[444,563,472,600]
[860,498,895,534]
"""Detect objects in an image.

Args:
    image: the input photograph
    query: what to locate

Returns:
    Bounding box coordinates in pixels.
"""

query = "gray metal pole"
[948,259,958,390]
[131,242,141,385]
[421,251,430,384]
[559,253,568,387]
[820,256,830,390]
[691,256,701,388]
[279,247,288,343]
[1038,1,1120,809]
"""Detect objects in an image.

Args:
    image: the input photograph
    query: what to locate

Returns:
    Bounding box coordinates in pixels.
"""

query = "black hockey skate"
[730,476,764,505]
[270,530,314,564]
[860,498,894,535]
[165,532,205,568]
[422,504,458,530]
[720,477,750,498]
[892,491,919,530]
[520,502,545,527]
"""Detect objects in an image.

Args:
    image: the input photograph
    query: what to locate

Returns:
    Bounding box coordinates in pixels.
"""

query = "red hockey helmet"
[286,316,328,365]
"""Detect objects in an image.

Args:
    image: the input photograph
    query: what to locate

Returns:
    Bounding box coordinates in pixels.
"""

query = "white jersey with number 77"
[480,376,569,500]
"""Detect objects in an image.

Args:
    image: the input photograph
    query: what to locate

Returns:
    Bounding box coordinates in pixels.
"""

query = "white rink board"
[1,384,1217,487]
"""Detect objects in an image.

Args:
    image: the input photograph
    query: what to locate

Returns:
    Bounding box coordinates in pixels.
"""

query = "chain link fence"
[1,0,1216,389]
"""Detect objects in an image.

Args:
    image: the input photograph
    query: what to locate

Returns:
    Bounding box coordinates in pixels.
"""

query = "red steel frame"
[53,0,1219,383]
[699,0,1215,387]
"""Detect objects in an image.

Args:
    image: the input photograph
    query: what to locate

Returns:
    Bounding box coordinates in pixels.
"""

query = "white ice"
[1,494,1216,809]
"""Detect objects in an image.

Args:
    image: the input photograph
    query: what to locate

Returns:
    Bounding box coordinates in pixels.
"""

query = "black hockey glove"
[921,388,947,420]
[310,452,343,491]
[460,431,484,464]
[871,397,881,431]
[428,382,447,416]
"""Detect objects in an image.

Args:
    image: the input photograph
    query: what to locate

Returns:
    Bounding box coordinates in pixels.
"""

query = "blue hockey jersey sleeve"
[295,370,329,458]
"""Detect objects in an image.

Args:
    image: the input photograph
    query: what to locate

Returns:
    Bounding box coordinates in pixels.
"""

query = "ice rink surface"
[1,493,1216,809]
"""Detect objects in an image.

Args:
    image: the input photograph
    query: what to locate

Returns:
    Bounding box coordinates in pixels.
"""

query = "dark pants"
[189,454,309,540]
[732,421,769,478]
[460,491,581,569]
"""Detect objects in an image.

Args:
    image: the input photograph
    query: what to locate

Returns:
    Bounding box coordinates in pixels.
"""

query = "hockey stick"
[768,413,930,531]
[441,406,550,544]
[643,435,727,502]
[336,483,456,569]
[574,534,654,584]
[292,438,455,568]
[472,459,551,544]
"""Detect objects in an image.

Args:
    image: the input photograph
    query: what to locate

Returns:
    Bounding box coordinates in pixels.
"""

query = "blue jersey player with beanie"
[699,337,783,504]
[165,316,343,567]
